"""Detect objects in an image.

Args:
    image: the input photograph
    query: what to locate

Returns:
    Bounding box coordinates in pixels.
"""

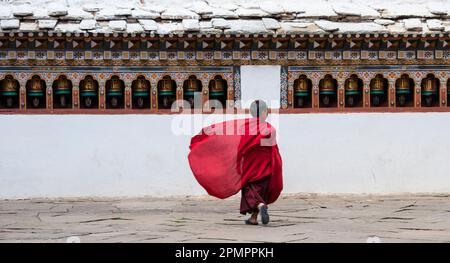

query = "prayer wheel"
[159,76,175,96]
[1,75,18,108]
[184,76,201,108]
[294,76,310,108]
[184,76,201,96]
[396,75,412,107]
[422,76,438,107]
[320,75,336,107]
[396,75,412,94]
[209,76,226,97]
[28,76,45,108]
[422,76,438,96]
[80,76,97,108]
[133,77,149,108]
[107,76,123,108]
[370,75,386,106]
[158,76,175,109]
[320,75,336,95]
[54,76,71,108]
[345,75,361,107]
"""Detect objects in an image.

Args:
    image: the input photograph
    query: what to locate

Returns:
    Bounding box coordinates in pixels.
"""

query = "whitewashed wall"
[1,112,450,199]
[1,65,450,198]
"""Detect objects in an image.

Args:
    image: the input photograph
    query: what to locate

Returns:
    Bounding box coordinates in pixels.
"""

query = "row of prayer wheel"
[0,75,228,109]
[293,74,447,108]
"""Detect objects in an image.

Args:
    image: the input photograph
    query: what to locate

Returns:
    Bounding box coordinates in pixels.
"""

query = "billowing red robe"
[188,118,283,205]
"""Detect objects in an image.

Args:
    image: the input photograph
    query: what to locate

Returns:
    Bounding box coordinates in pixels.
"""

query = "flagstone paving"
[1,194,449,243]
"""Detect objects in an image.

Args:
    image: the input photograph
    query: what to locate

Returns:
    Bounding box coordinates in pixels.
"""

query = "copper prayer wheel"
[370,75,386,95]
[80,76,97,97]
[54,76,71,95]
[159,76,175,96]
[320,75,336,95]
[210,76,225,97]
[396,75,411,95]
[345,75,360,96]
[133,77,149,97]
[184,76,200,96]
[422,76,438,96]
[28,76,45,97]
[294,76,310,97]
[107,76,123,97]
[1,75,18,96]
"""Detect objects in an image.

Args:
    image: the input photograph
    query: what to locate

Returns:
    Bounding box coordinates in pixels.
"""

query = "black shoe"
[245,219,258,225]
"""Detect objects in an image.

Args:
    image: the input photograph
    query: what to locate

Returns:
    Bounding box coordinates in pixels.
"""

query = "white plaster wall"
[1,112,450,199]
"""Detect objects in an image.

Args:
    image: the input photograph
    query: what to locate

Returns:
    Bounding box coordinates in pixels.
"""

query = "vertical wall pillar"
[201,78,209,112]
[19,81,26,110]
[414,79,421,108]
[45,80,52,110]
[337,79,345,110]
[440,79,447,107]
[124,80,132,110]
[363,81,370,108]
[72,80,80,109]
[99,80,106,111]
[388,79,396,108]
[312,79,320,109]
[150,79,158,110]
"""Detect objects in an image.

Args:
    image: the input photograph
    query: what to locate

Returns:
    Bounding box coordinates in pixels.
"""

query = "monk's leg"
[240,178,270,224]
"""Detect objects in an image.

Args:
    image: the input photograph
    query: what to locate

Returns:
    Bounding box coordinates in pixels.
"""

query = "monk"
[188,100,283,225]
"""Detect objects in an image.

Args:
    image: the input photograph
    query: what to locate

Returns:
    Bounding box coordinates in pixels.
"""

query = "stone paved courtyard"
[1,194,449,243]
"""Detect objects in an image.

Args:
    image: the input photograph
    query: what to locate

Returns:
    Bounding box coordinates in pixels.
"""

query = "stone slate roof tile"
[131,8,160,20]
[20,22,38,32]
[0,0,448,35]
[126,23,144,33]
[138,19,158,31]
[182,19,200,31]
[79,19,97,30]
[54,22,84,33]
[108,20,128,31]
[0,19,20,30]
[38,20,58,30]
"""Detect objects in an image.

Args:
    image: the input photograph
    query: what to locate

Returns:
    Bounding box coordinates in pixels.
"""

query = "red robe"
[188,118,283,205]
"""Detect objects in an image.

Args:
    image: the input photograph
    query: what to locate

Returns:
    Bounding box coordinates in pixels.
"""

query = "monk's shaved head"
[250,100,268,121]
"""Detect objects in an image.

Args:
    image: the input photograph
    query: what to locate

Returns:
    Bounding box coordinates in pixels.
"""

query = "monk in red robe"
[188,100,283,225]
